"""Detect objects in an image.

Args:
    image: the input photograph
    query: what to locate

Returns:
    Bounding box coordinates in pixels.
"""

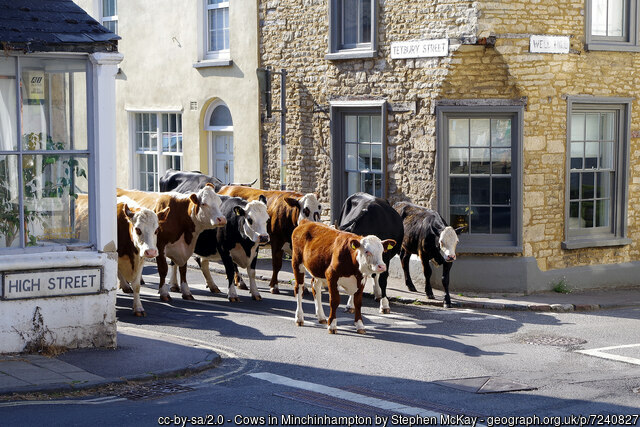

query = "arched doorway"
[205,100,233,184]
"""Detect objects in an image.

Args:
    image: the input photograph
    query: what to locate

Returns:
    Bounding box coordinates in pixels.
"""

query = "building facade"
[76,0,262,190]
[259,0,640,293]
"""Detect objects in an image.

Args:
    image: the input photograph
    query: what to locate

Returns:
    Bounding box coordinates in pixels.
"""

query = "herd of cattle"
[79,169,463,334]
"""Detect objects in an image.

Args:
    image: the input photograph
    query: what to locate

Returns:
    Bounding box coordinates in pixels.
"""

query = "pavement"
[1,253,639,398]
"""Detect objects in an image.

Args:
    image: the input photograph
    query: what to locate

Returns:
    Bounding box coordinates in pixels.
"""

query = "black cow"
[338,192,403,314]
[160,169,224,193]
[168,195,270,301]
[393,201,463,308]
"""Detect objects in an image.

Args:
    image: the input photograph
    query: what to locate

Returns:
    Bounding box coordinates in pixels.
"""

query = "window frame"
[436,105,523,254]
[562,96,632,250]
[585,0,640,51]
[327,0,378,60]
[0,55,95,254]
[129,111,183,192]
[101,0,118,35]
[204,0,230,61]
[330,100,386,222]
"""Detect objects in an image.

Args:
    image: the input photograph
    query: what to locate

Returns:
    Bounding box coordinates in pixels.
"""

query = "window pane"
[450,206,469,233]
[449,148,468,174]
[491,148,511,174]
[358,144,370,170]
[591,0,608,36]
[570,142,584,169]
[470,206,490,233]
[581,201,594,228]
[585,141,598,169]
[210,105,232,126]
[571,113,585,141]
[470,148,490,174]
[0,57,17,151]
[362,172,374,194]
[0,155,21,248]
[361,0,371,44]
[470,177,490,205]
[345,143,357,170]
[470,119,490,147]
[492,177,511,205]
[345,116,357,142]
[582,172,594,199]
[374,174,382,198]
[342,0,358,46]
[596,171,611,199]
[358,116,371,142]
[492,207,511,234]
[491,119,511,147]
[450,177,469,205]
[596,199,610,227]
[570,172,580,200]
[569,201,580,224]
[600,141,613,169]
[608,0,625,37]
[347,171,359,196]
[449,119,469,147]
[371,144,382,171]
[585,113,599,140]
[371,115,381,143]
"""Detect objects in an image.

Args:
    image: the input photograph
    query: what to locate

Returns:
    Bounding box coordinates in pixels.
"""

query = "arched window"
[208,104,233,129]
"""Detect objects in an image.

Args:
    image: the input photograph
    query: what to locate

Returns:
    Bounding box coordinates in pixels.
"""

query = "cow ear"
[205,183,215,189]
[234,206,246,217]
[123,204,135,220]
[350,239,361,250]
[454,226,466,235]
[381,239,396,252]
[189,193,200,205]
[157,206,171,223]
[284,197,300,208]
[258,194,267,205]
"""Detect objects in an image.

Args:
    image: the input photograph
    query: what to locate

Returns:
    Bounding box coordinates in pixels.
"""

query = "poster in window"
[25,71,45,105]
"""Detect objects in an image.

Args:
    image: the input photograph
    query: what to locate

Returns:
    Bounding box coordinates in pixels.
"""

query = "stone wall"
[258,0,640,279]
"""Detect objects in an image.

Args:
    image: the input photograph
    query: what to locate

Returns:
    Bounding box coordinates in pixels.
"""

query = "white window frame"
[101,0,118,35]
[205,0,230,60]
[130,111,183,192]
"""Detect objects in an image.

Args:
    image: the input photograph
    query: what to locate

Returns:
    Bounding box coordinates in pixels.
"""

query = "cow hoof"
[318,319,327,324]
[121,287,133,294]
[444,303,452,309]
[270,287,280,294]
[252,294,262,301]
[238,283,248,290]
[296,320,304,327]
[160,295,171,302]
[345,307,355,314]
[406,285,417,292]
[229,297,240,302]
[356,329,366,334]
[170,285,180,293]
[328,329,337,334]
[209,287,221,294]
[182,294,195,301]
[380,308,391,314]
[133,310,146,317]
[427,294,436,300]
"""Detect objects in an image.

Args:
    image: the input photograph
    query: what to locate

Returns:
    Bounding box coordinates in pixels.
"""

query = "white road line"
[576,344,640,366]
[0,396,126,408]
[249,372,486,426]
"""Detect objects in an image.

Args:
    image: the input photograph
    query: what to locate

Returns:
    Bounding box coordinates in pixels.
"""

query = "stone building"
[258,0,640,293]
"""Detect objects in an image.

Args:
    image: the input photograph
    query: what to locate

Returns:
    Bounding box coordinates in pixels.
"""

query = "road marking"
[249,372,486,426]
[0,396,126,408]
[576,343,640,366]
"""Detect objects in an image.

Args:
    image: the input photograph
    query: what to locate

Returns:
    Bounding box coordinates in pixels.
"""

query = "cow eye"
[303,207,311,217]
[247,218,253,225]
[154,228,159,235]
[135,228,142,235]
[365,250,371,256]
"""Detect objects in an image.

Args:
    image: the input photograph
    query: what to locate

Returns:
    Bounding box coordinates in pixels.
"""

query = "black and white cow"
[338,192,404,314]
[160,169,224,193]
[169,195,270,301]
[393,201,463,308]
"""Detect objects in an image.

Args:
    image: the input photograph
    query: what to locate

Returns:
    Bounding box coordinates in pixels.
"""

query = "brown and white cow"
[116,185,226,301]
[291,220,396,334]
[218,186,322,294]
[116,196,170,316]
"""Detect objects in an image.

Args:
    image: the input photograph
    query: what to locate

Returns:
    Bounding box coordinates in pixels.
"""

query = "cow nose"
[216,216,227,226]
[259,234,270,244]
[447,255,456,262]
[377,264,387,272]
[313,212,320,221]
[144,249,158,258]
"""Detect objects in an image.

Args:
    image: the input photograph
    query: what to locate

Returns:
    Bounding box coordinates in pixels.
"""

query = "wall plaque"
[530,35,570,54]
[390,39,449,59]
[2,267,102,300]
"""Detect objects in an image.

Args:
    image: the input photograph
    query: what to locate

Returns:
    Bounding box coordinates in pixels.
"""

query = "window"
[437,106,523,253]
[327,0,378,59]
[101,0,118,35]
[133,112,183,191]
[330,101,386,221]
[205,0,230,60]
[586,0,640,51]
[0,56,91,251]
[563,98,631,249]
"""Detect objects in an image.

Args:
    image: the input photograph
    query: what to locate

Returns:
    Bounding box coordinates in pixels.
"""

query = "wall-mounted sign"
[391,39,449,59]
[24,71,45,105]
[530,35,570,54]
[2,267,102,300]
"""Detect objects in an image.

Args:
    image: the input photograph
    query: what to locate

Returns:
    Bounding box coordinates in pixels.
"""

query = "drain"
[117,381,195,400]
[521,334,587,347]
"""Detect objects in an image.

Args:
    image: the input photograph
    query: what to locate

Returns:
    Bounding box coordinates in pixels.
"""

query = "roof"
[0,0,119,53]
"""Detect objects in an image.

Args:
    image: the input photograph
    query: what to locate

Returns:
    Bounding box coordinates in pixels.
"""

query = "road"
[1,264,640,426]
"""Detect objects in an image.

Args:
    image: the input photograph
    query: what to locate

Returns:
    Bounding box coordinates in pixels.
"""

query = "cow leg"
[156,254,171,302]
[345,295,355,313]
[326,276,340,334]
[442,261,453,308]
[235,264,248,290]
[372,273,382,301]
[200,259,221,294]
[179,264,194,300]
[221,252,239,302]
[421,255,435,299]
[269,246,283,294]
[247,256,262,301]
[169,262,180,293]
[378,270,391,314]
[118,271,133,293]
[353,281,366,334]
[400,248,417,292]
[292,259,305,326]
[312,278,327,324]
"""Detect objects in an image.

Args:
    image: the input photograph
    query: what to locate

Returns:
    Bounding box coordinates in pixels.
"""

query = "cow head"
[189,183,227,229]
[123,204,170,259]
[439,226,459,262]
[351,236,396,276]
[285,192,322,224]
[234,196,270,245]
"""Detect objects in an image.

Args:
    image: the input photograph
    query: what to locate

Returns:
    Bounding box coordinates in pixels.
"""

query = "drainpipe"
[279,69,287,190]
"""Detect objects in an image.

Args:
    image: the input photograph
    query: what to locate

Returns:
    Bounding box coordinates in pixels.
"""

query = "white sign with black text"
[2,268,102,300]
[529,35,570,54]
[390,39,449,59]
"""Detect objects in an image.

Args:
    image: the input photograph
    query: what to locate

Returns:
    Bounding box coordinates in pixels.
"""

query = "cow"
[168,196,270,301]
[291,220,396,334]
[218,186,322,294]
[116,185,226,301]
[393,201,463,308]
[338,192,404,314]
[160,169,224,193]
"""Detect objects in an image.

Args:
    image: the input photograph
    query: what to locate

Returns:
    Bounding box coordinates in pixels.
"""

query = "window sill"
[562,237,632,250]
[458,244,522,254]
[325,50,377,60]
[193,59,233,69]
[585,42,640,52]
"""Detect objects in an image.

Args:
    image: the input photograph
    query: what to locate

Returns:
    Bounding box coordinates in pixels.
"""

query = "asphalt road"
[2,264,640,427]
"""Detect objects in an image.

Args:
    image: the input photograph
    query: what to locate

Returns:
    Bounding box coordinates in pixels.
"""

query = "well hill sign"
[1,267,102,300]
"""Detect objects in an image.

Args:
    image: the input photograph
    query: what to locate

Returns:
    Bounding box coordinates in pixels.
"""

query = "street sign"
[2,267,102,300]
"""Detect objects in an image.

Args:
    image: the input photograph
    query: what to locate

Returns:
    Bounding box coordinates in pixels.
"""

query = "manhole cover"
[117,382,195,400]
[521,335,587,347]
